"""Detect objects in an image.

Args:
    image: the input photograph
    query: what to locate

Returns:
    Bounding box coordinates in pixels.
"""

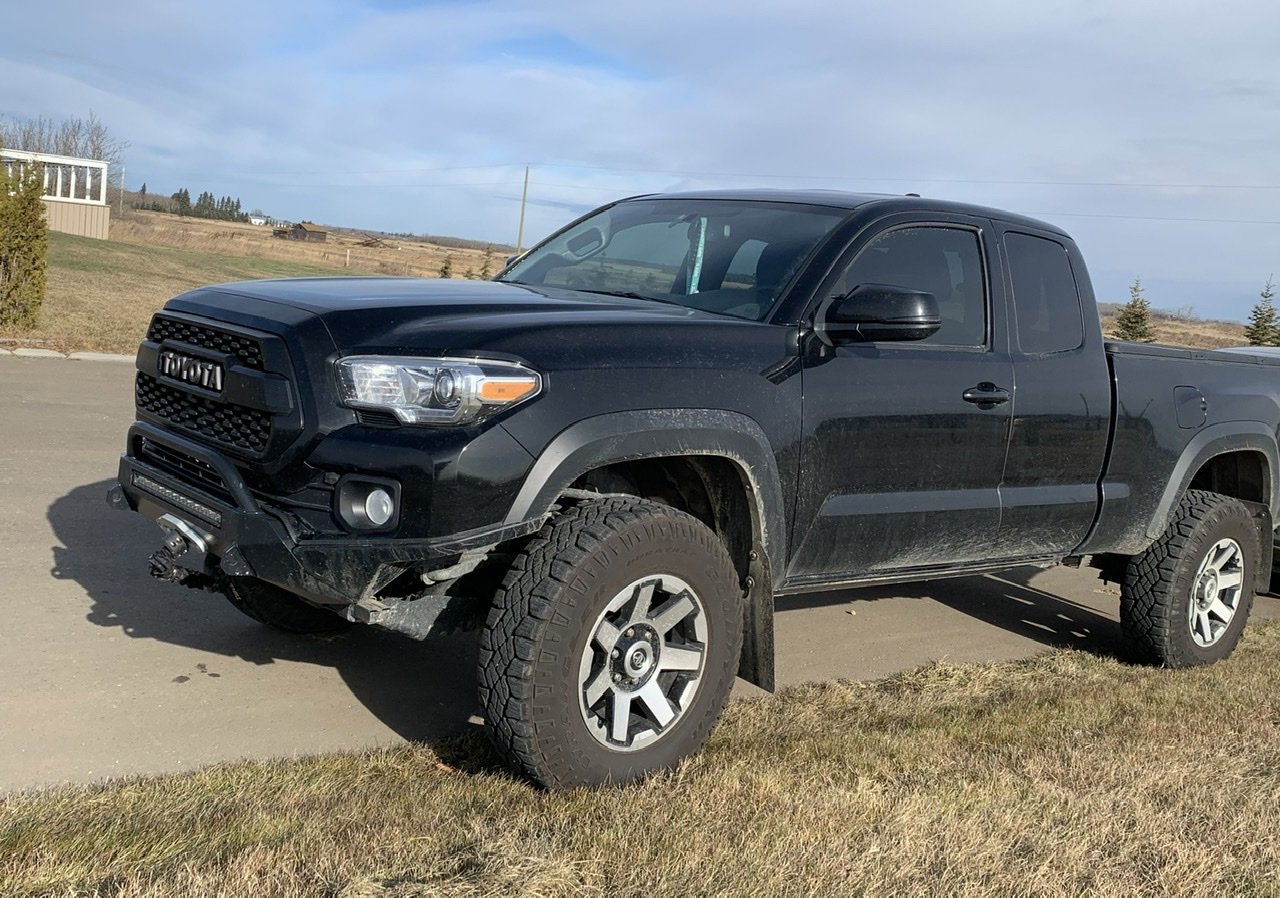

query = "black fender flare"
[1144,423,1278,544]
[501,409,786,691]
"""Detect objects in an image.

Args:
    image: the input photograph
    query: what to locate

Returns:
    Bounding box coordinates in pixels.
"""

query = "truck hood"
[165,276,770,366]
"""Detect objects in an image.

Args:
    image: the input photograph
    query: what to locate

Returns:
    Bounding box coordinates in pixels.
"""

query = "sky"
[4,0,1280,321]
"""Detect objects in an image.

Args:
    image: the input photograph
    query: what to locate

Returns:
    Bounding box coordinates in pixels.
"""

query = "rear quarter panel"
[1081,343,1280,555]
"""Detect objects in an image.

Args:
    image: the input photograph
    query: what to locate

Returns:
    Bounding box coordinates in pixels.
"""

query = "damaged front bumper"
[109,422,539,617]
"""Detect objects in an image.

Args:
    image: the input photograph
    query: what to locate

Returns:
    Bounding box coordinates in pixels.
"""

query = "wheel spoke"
[1208,597,1236,623]
[635,680,676,727]
[629,580,658,622]
[610,691,633,743]
[658,644,703,672]
[1211,542,1237,569]
[1193,609,1214,641]
[1215,569,1244,590]
[648,592,696,636]
[583,667,612,708]
[593,618,623,651]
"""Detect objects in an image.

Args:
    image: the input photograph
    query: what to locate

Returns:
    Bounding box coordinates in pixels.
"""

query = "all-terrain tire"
[1121,489,1259,667]
[478,497,743,789]
[223,577,353,634]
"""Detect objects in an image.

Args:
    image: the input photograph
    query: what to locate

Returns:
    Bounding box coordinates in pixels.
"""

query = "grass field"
[0,211,1250,353]
[4,623,1280,897]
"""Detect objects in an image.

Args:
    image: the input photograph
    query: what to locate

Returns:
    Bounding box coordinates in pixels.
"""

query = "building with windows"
[1,149,110,239]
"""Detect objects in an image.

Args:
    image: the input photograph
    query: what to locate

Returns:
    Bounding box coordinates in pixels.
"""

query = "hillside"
[1097,303,1245,350]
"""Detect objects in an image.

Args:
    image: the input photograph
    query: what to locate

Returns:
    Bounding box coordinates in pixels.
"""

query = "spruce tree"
[480,244,495,280]
[0,162,49,328]
[1111,277,1157,343]
[1244,277,1278,346]
[438,254,453,279]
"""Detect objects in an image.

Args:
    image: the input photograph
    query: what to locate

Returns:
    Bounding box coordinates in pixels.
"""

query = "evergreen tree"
[0,162,49,328]
[1244,276,1279,346]
[138,182,147,203]
[193,191,215,218]
[1111,278,1156,343]
[171,188,191,216]
[480,244,495,280]
[438,254,453,279]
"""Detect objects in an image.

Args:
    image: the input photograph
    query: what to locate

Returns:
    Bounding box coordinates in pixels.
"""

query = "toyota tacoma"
[110,190,1280,787]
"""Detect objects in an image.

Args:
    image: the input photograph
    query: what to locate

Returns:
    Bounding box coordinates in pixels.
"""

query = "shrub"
[0,161,49,329]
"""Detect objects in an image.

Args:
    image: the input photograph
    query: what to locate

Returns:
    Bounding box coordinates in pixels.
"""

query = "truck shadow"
[48,480,485,749]
[933,566,1125,655]
[778,565,1124,657]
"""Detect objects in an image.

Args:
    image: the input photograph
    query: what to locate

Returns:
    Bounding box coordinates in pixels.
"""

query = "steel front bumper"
[109,422,535,607]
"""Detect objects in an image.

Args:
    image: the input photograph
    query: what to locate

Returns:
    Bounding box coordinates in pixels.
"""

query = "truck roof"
[632,188,1069,237]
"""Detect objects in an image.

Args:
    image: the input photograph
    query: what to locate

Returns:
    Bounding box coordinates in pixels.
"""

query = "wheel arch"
[1148,426,1277,542]
[502,410,786,691]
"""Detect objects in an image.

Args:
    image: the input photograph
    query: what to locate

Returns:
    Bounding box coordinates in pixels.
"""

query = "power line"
[526,162,1280,192]
[229,158,1280,192]
[1031,210,1280,226]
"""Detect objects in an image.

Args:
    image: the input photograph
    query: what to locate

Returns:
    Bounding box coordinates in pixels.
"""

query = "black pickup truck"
[110,190,1280,787]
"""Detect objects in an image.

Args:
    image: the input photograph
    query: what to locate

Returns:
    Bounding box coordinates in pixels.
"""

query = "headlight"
[336,356,542,425]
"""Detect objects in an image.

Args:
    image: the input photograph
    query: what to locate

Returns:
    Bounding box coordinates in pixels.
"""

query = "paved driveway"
[2,353,1275,793]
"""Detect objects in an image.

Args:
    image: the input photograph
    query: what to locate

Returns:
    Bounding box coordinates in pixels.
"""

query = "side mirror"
[818,284,941,344]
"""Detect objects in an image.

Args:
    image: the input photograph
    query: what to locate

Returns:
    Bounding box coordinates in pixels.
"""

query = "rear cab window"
[1004,232,1084,354]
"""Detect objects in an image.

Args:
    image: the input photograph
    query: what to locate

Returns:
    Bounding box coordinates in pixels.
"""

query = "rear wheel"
[223,577,353,634]
[478,497,742,788]
[1121,490,1259,666]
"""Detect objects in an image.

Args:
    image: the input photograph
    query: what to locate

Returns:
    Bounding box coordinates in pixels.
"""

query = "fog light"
[335,476,401,531]
[364,488,394,527]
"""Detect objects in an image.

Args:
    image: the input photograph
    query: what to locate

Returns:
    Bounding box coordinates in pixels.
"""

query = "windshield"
[498,199,846,321]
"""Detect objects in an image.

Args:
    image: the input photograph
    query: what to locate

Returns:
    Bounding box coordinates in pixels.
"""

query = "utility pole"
[516,165,529,253]
[118,164,125,214]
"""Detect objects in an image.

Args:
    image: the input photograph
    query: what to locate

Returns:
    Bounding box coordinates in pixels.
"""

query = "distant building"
[289,221,327,242]
[1,149,110,240]
[248,215,267,226]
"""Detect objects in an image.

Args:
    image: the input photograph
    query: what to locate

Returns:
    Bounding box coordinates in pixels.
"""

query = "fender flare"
[1144,422,1278,542]
[504,409,787,565]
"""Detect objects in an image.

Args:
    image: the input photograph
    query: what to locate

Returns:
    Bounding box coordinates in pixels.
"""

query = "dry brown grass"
[110,211,494,282]
[5,623,1280,897]
[1100,310,1246,349]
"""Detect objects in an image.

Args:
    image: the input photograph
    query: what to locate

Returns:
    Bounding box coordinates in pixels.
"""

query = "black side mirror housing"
[818,284,941,344]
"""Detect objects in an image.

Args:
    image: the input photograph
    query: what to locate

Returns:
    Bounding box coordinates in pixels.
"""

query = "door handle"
[962,383,1011,408]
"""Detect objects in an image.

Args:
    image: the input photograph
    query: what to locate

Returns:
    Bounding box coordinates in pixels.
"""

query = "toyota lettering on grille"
[158,350,225,392]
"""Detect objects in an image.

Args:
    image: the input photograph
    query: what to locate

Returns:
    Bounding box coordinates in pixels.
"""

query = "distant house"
[290,221,327,242]
[248,215,267,226]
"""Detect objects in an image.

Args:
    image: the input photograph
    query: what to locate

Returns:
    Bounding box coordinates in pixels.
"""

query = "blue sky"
[5,0,1280,321]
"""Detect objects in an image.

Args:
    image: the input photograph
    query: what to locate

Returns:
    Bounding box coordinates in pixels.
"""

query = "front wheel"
[478,497,743,788]
[1121,489,1259,667]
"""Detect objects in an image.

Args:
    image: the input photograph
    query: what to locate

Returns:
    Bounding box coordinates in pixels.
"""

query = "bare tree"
[0,112,128,190]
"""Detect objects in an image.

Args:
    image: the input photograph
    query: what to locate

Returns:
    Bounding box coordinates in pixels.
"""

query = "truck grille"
[146,316,265,370]
[136,373,272,456]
